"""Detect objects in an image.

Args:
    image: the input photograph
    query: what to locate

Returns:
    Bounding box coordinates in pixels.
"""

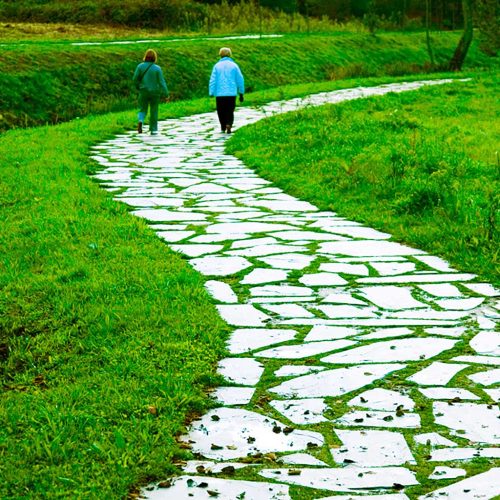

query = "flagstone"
[470,330,500,356]
[206,222,296,234]
[358,273,476,284]
[484,388,500,401]
[407,362,469,386]
[133,209,207,222]
[462,283,500,297]
[319,290,367,305]
[256,339,355,359]
[452,355,500,365]
[227,244,307,257]
[348,388,415,411]
[279,453,329,467]
[319,263,370,276]
[204,280,238,303]
[424,326,467,337]
[318,226,392,240]
[212,387,256,405]
[171,244,224,257]
[260,304,316,318]
[156,230,195,242]
[270,398,329,424]
[468,368,500,386]
[357,327,414,340]
[185,407,324,461]
[270,231,347,241]
[189,233,250,243]
[429,447,500,461]
[428,466,466,480]
[418,468,500,499]
[316,305,377,319]
[227,328,297,354]
[319,496,410,500]
[413,433,458,447]
[270,364,407,398]
[359,286,428,310]
[418,387,480,400]
[476,315,497,329]
[319,240,424,257]
[391,309,468,320]
[332,429,415,466]
[249,285,313,297]
[371,262,417,276]
[414,255,457,273]
[274,365,326,377]
[280,318,458,327]
[335,410,421,428]
[304,325,359,341]
[231,237,279,249]
[116,196,184,207]
[216,304,270,327]
[250,296,315,303]
[299,273,348,286]
[191,256,252,276]
[241,268,289,285]
[257,253,316,270]
[217,358,264,386]
[435,297,485,310]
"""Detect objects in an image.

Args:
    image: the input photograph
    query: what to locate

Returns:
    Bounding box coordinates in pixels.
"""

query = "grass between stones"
[0,73,497,498]
[227,70,500,286]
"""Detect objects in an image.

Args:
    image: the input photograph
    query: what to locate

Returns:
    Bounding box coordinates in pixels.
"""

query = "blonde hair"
[219,47,232,57]
[143,49,158,63]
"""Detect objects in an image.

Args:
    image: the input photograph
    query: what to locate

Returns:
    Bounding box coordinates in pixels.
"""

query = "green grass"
[227,70,500,286]
[1,31,497,130]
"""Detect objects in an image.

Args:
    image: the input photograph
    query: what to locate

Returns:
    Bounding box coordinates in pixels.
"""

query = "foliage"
[227,71,500,284]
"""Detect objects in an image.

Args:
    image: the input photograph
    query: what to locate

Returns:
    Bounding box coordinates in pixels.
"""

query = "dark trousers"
[216,96,236,130]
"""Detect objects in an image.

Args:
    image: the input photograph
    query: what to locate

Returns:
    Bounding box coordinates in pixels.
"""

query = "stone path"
[90,80,500,499]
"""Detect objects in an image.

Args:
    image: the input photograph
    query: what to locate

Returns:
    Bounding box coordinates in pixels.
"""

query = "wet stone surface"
[92,80,500,499]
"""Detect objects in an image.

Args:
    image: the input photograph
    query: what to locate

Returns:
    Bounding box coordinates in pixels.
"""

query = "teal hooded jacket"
[133,62,168,95]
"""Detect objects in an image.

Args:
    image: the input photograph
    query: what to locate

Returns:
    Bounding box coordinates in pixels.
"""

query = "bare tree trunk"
[426,0,435,66]
[449,0,474,71]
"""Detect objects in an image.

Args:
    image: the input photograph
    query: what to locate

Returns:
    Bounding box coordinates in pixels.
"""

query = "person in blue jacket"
[209,47,245,134]
[133,49,168,135]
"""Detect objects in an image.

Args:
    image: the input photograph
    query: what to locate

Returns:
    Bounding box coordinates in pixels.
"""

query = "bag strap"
[137,63,154,85]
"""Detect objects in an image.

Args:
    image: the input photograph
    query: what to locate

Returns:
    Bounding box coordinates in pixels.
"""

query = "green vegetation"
[1,32,496,131]
[227,71,500,285]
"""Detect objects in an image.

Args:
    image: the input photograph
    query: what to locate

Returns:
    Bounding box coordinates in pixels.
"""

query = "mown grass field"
[228,71,500,285]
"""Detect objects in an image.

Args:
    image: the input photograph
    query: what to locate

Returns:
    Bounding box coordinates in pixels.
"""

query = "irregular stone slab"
[371,262,417,276]
[359,286,428,310]
[419,284,463,297]
[319,496,409,500]
[274,365,326,377]
[336,410,421,428]
[470,330,500,356]
[433,402,500,444]
[250,284,313,297]
[279,453,329,467]
[227,328,297,354]
[206,222,296,234]
[133,209,207,222]
[332,429,415,466]
[435,297,485,310]
[270,230,347,241]
[217,305,270,327]
[217,358,264,386]
[251,296,315,304]
[256,339,355,359]
[348,388,415,411]
[407,362,469,386]
[424,326,467,338]
[319,240,424,257]
[116,196,184,207]
[299,273,348,286]
[228,244,308,257]
[451,355,500,366]
[462,283,500,297]
[258,466,418,492]
[186,408,323,460]
[358,273,476,284]
[205,280,238,303]
[414,255,456,273]
[419,468,500,499]
[144,475,291,499]
[321,338,457,364]
[245,200,318,212]
[476,315,497,329]
[319,263,370,276]
[484,388,500,401]
[320,291,367,305]
[182,182,235,193]
[261,303,315,318]
[413,433,458,447]
[241,268,289,285]
[270,364,407,398]
[428,466,466,480]
[357,327,414,340]
[190,233,250,243]
[257,253,316,270]
[304,325,359,341]
[318,226,392,240]
[418,387,480,400]
[391,309,468,320]
[212,387,255,406]
[429,447,500,461]
[468,368,500,386]
[171,244,224,257]
[270,398,329,424]
[191,256,252,276]
[156,230,195,242]
[231,237,279,249]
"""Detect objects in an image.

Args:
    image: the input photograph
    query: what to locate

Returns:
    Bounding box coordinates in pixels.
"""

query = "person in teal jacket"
[209,47,245,134]
[133,49,168,135]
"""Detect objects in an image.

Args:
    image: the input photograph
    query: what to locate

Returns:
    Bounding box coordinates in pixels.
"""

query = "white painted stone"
[391,309,468,320]
[371,262,417,276]
[205,280,238,303]
[418,388,480,400]
[476,315,497,329]
[319,226,392,240]
[270,398,329,424]
[433,402,500,444]
[299,273,348,286]
[407,362,468,386]
[419,284,463,297]
[484,388,500,401]
[231,237,278,249]
[359,286,427,310]
[413,433,458,447]
[279,453,329,467]
[171,244,224,257]
[216,305,270,327]
[270,364,407,398]
[144,475,290,499]
[428,466,466,480]
[274,365,326,377]
[304,325,359,341]
[357,327,413,340]
[251,296,315,304]
[470,330,500,356]
[319,496,409,500]
[227,328,297,354]
[332,429,415,466]
[257,253,315,270]
[270,230,346,241]
[156,230,195,242]
[250,285,313,297]
[117,196,183,207]
[319,240,424,257]
[228,244,307,257]
[189,233,249,243]
[468,368,500,386]
[452,355,500,366]
[335,410,420,428]
[424,326,467,337]
[320,291,367,305]
[419,468,500,499]
[463,283,500,297]
[258,466,418,492]
[261,303,315,318]
[217,358,264,386]
[358,273,476,284]
[245,200,317,212]
[185,407,323,460]
[348,388,415,411]
[435,297,485,310]
[133,209,207,222]
[241,268,289,285]
[429,447,500,461]
[212,387,255,405]
[182,182,234,193]
[206,222,295,234]
[316,305,377,318]
[414,255,456,272]
[256,339,355,359]
[191,256,252,276]
[280,318,457,328]
[321,338,456,364]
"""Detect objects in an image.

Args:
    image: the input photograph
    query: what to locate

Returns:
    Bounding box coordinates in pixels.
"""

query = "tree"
[475,0,500,56]
[449,0,474,70]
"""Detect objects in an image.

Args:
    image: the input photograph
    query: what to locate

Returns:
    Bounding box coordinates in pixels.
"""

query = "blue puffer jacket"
[209,57,245,97]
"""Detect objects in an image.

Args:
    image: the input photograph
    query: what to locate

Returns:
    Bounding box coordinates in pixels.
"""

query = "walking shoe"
[137,122,143,133]
[226,124,232,134]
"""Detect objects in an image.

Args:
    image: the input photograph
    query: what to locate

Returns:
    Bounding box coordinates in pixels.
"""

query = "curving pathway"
[90,80,500,499]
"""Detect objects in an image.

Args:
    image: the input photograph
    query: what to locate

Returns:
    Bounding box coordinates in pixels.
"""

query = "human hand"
[239,94,244,103]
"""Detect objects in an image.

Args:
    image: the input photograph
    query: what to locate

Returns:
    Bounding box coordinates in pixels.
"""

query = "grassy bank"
[0,32,496,130]
[227,71,500,285]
